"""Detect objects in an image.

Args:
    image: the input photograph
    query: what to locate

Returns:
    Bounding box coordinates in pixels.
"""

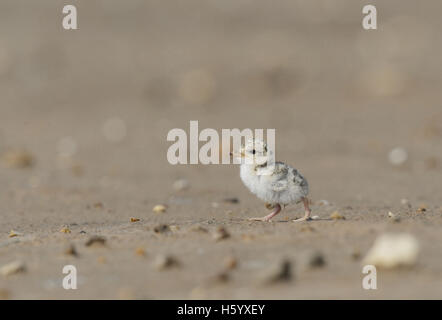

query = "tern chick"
[232,139,311,222]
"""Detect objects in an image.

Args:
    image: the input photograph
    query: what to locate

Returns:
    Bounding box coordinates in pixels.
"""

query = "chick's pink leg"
[292,197,312,222]
[249,204,281,222]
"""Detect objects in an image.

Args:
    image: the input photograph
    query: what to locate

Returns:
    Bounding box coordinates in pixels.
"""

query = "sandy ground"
[0,1,442,299]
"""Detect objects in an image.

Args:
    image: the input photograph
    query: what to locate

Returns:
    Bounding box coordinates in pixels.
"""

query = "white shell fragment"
[363,233,419,269]
[388,147,408,166]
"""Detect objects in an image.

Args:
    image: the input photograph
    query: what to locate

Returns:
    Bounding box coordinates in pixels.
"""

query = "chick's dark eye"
[252,149,256,154]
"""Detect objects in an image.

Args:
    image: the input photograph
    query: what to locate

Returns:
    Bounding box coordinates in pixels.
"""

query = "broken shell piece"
[362,233,419,269]
[153,255,180,270]
[60,226,71,234]
[330,211,345,220]
[0,261,26,276]
[212,227,230,241]
[8,230,18,238]
[258,259,292,285]
[153,204,167,214]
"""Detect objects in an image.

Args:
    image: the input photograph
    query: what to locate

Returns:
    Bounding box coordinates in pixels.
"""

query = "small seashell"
[130,218,140,222]
[0,261,26,276]
[363,233,419,269]
[311,215,320,220]
[416,205,427,213]
[153,204,167,214]
[212,227,230,241]
[330,211,345,220]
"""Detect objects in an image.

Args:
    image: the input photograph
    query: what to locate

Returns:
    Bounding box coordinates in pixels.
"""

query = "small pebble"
[0,261,26,276]
[212,227,230,241]
[153,204,167,214]
[85,236,106,247]
[330,211,345,220]
[153,255,180,270]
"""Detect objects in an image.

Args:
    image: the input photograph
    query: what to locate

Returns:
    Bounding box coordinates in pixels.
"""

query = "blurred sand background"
[0,0,442,299]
